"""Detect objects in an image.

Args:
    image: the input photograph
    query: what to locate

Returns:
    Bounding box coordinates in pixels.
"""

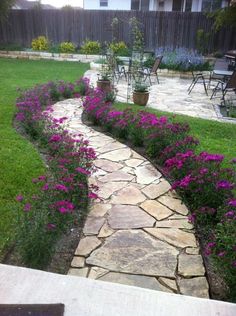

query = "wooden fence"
[0,10,235,52]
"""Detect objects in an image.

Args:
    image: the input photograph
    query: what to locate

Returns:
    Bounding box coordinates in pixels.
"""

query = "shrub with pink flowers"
[15,78,96,268]
[83,86,236,300]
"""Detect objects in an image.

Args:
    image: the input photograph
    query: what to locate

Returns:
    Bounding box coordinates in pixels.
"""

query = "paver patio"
[52,99,209,298]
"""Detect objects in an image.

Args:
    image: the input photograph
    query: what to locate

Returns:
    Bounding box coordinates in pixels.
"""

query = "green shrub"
[59,41,76,53]
[109,41,129,56]
[80,39,101,55]
[31,36,49,51]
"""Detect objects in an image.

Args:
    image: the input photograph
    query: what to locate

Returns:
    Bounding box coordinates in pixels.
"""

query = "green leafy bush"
[59,41,76,53]
[31,36,49,51]
[81,39,101,55]
[109,41,129,56]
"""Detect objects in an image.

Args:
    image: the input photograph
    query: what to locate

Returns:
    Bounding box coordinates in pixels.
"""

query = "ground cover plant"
[15,79,96,268]
[83,89,236,301]
[0,58,89,259]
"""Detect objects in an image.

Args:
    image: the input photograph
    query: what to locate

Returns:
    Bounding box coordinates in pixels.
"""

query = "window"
[131,0,150,10]
[185,0,192,12]
[100,0,108,7]
[141,0,149,10]
[131,0,140,10]
[202,0,222,12]
[172,0,183,11]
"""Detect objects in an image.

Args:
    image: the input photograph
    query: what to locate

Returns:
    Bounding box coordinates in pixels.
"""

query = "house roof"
[13,0,55,9]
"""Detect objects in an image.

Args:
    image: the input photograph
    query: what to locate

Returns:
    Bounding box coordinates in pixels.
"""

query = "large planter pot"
[97,80,111,93]
[133,91,149,106]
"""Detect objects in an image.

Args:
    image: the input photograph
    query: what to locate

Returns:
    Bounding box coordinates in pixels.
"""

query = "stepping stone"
[178,277,209,298]
[99,272,173,292]
[86,230,178,277]
[140,200,173,220]
[89,204,111,217]
[125,159,143,167]
[83,217,105,235]
[155,219,193,229]
[94,159,123,173]
[158,195,189,215]
[135,165,162,185]
[178,254,205,277]
[158,277,178,292]
[108,205,155,229]
[96,142,126,154]
[75,237,102,257]
[88,267,109,279]
[98,181,128,199]
[98,170,134,183]
[68,268,89,277]
[98,223,114,238]
[71,257,85,268]
[145,228,197,248]
[142,181,171,199]
[110,185,146,205]
[99,148,132,162]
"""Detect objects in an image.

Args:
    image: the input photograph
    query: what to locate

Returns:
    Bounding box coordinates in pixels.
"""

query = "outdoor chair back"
[188,60,208,95]
[141,55,163,85]
[210,70,236,103]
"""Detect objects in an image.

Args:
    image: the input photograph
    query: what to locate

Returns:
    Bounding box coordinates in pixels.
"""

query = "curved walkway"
[52,99,209,299]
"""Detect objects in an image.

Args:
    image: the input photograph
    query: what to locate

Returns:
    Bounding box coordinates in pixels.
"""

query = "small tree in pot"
[133,81,149,106]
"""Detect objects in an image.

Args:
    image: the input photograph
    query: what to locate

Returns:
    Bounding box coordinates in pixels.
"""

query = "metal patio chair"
[139,56,163,85]
[210,70,236,104]
[187,61,208,95]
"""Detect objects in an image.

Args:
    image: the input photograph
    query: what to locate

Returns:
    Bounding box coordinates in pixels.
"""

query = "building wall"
[84,0,131,10]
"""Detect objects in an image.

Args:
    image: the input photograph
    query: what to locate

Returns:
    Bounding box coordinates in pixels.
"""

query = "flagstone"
[135,164,162,184]
[108,205,155,229]
[83,217,105,235]
[99,148,132,161]
[178,254,205,277]
[71,257,85,268]
[75,237,102,257]
[88,267,109,280]
[98,223,115,238]
[121,166,136,175]
[155,219,193,229]
[125,159,143,167]
[98,170,134,183]
[185,247,199,255]
[110,185,146,205]
[94,159,123,172]
[158,195,189,215]
[86,230,178,277]
[96,142,126,153]
[178,277,209,298]
[99,272,173,292]
[98,181,128,199]
[142,181,171,199]
[145,228,197,248]
[140,200,173,220]
[68,268,89,277]
[89,204,111,217]
[158,277,178,292]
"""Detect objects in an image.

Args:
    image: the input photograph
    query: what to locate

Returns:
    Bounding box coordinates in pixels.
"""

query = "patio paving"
[52,99,209,298]
[84,69,233,121]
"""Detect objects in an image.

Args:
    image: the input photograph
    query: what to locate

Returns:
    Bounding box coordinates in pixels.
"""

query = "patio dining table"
[212,69,233,82]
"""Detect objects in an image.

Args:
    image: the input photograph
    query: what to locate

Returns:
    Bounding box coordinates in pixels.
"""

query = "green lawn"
[0,58,89,258]
[114,102,236,165]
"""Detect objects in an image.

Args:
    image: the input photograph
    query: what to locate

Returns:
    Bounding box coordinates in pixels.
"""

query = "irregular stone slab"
[99,272,173,292]
[140,200,173,220]
[96,142,126,154]
[75,237,102,257]
[142,181,171,199]
[68,268,89,277]
[110,186,146,205]
[159,277,178,292]
[71,257,85,268]
[108,205,155,229]
[98,181,128,199]
[135,165,162,185]
[125,159,143,168]
[86,230,178,277]
[145,228,197,248]
[99,148,132,162]
[158,195,189,215]
[98,223,115,238]
[121,166,136,175]
[89,204,111,217]
[88,267,109,280]
[178,277,209,298]
[94,159,123,172]
[155,219,193,229]
[178,254,205,277]
[98,170,134,183]
[89,137,113,148]
[186,248,199,255]
[83,217,105,235]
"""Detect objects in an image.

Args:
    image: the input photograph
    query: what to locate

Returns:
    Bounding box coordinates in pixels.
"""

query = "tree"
[210,2,236,31]
[0,0,16,20]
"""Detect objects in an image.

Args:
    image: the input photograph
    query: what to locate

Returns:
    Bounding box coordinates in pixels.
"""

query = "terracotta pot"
[97,80,111,93]
[133,91,149,106]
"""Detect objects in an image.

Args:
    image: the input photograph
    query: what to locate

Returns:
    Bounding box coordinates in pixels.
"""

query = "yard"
[0,58,89,258]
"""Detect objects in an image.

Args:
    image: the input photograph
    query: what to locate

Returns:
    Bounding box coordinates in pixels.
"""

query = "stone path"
[86,69,236,121]
[52,99,209,299]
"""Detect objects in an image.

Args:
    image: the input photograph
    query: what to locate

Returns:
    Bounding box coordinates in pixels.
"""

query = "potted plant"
[132,81,149,106]
[97,63,112,93]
